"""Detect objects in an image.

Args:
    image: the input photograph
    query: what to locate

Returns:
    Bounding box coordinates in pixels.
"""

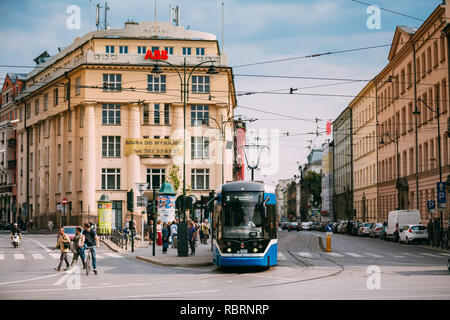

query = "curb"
[135,256,213,268]
[99,239,123,253]
[416,244,449,254]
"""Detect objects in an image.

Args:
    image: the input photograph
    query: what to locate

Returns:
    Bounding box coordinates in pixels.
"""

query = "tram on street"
[211,181,278,268]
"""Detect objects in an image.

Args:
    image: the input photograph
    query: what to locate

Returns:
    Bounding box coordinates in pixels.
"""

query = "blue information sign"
[437,182,446,208]
[427,200,435,211]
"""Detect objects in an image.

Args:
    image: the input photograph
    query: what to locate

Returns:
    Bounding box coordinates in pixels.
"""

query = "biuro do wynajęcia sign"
[144,49,168,61]
[124,138,183,156]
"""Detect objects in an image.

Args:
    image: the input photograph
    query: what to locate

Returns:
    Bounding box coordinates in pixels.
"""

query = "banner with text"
[124,138,183,156]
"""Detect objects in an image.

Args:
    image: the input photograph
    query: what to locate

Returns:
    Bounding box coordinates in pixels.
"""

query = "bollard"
[326,235,332,252]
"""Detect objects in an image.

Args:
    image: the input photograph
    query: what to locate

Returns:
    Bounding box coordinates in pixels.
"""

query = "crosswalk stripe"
[0,254,4,260]
[436,252,450,257]
[418,252,443,258]
[365,253,383,258]
[14,254,25,260]
[103,252,122,258]
[32,254,44,260]
[50,253,61,259]
[297,252,313,258]
[277,252,286,260]
[326,252,344,257]
[95,254,104,259]
[393,255,406,258]
[344,252,363,257]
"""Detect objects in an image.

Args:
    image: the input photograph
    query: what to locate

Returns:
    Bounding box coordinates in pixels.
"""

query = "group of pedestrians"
[52,222,99,274]
[146,218,211,256]
[427,217,448,247]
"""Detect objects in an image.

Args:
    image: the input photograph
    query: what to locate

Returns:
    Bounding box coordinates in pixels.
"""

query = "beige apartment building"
[374,3,450,224]
[350,81,378,222]
[14,21,237,231]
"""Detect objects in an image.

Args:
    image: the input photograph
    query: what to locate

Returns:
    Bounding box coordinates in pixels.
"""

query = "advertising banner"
[124,138,183,156]
[98,202,112,233]
[158,195,176,223]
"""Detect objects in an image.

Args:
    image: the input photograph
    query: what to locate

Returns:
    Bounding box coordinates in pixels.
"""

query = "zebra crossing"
[0,251,125,261]
[276,250,448,261]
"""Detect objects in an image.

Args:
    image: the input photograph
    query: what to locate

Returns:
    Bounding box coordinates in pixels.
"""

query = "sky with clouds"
[0,0,443,185]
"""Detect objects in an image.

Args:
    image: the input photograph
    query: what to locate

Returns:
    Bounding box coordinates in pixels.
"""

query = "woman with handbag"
[52,228,71,271]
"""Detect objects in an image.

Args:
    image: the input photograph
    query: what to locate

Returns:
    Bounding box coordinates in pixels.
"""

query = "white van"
[385,210,421,241]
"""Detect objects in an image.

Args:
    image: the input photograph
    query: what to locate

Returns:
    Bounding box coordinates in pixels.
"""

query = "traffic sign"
[137,196,148,207]
[62,198,68,205]
[437,182,446,209]
[427,200,436,212]
[135,183,149,196]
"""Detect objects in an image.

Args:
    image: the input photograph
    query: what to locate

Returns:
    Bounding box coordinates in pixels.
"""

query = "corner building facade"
[15,22,236,231]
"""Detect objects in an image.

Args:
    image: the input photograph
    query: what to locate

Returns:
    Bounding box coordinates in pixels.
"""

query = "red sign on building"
[144,49,168,61]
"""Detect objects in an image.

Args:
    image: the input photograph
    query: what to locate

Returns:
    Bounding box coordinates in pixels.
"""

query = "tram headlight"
[253,248,258,253]
[227,248,232,253]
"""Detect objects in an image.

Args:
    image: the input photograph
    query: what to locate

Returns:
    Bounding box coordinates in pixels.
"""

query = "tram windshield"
[222,192,264,239]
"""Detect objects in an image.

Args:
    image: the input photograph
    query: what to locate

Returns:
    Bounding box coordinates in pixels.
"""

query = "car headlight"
[253,248,258,253]
[227,248,232,253]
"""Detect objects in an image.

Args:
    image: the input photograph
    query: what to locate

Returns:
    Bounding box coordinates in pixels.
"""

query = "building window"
[182,47,191,55]
[80,138,83,160]
[138,46,147,54]
[196,48,205,56]
[146,168,166,190]
[30,153,33,171]
[147,75,166,92]
[102,136,121,158]
[103,74,122,92]
[53,88,58,106]
[57,116,61,135]
[119,46,128,54]
[64,83,69,101]
[164,104,170,125]
[75,77,81,95]
[67,112,72,132]
[191,169,209,190]
[143,104,150,124]
[154,104,160,125]
[191,137,209,159]
[57,144,61,164]
[106,45,115,53]
[164,47,173,55]
[80,170,83,189]
[44,93,48,111]
[102,104,121,125]
[191,76,210,93]
[68,141,72,161]
[35,98,39,115]
[101,168,121,190]
[79,106,84,127]
[57,174,61,193]
[68,171,72,192]
[20,108,23,121]
[191,105,209,126]
[151,46,159,53]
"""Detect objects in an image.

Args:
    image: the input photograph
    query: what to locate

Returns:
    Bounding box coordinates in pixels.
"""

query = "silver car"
[399,224,428,244]
[369,223,384,238]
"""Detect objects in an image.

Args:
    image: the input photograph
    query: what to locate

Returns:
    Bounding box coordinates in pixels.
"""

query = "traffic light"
[127,189,134,212]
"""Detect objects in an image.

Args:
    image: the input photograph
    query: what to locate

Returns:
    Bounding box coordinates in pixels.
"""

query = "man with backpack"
[52,228,71,271]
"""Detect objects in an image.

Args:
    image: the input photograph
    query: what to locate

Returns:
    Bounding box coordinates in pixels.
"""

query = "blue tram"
[211,181,278,268]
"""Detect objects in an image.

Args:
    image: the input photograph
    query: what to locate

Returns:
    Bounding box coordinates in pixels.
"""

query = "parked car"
[332,222,340,233]
[399,224,428,244]
[320,221,329,231]
[310,222,320,231]
[337,222,346,234]
[385,210,421,242]
[0,221,11,230]
[350,222,360,236]
[357,223,374,236]
[369,223,384,238]
[288,222,301,232]
[281,222,290,231]
[63,225,78,241]
[301,222,311,231]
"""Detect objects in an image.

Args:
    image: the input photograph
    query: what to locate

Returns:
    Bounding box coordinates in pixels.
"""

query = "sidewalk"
[100,237,214,268]
[416,244,450,254]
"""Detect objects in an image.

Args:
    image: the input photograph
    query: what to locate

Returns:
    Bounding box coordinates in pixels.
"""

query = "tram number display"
[237,249,248,254]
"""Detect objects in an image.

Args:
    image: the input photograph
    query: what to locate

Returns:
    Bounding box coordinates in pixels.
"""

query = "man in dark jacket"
[433,218,440,247]
[188,221,196,256]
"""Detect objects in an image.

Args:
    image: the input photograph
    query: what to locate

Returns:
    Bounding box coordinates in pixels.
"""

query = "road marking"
[418,252,444,258]
[401,252,416,256]
[326,252,344,257]
[277,252,286,260]
[32,254,44,260]
[49,253,61,259]
[435,252,450,257]
[344,252,363,257]
[14,254,25,260]
[0,254,4,260]
[103,252,122,258]
[393,255,406,258]
[297,252,313,258]
[95,254,104,259]
[365,253,383,258]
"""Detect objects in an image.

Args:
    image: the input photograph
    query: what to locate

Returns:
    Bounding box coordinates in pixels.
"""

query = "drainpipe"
[21,99,29,224]
[64,72,71,112]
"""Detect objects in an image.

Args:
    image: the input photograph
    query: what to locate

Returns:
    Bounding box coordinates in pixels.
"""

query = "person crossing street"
[52,228,71,271]
[80,222,100,275]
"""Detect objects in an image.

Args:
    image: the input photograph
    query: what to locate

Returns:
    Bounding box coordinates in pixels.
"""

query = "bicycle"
[84,246,96,276]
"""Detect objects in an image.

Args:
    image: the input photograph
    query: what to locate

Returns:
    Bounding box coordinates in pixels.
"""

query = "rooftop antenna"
[96,2,110,30]
[154,0,157,30]
[169,4,179,26]
[96,4,100,30]
[221,2,224,57]
[104,2,110,30]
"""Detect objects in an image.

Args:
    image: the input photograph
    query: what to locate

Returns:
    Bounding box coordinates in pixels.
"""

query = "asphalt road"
[0,230,449,300]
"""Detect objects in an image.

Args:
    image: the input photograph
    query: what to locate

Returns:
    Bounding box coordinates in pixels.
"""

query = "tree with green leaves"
[167,165,181,194]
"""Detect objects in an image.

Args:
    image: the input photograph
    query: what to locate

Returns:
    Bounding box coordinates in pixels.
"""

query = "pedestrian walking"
[170,220,178,248]
[70,226,85,269]
[29,218,34,231]
[156,220,162,246]
[48,220,54,233]
[202,219,210,245]
[162,223,170,254]
[433,218,440,247]
[148,220,154,245]
[199,221,204,244]
[427,219,433,246]
[52,228,71,271]
[188,221,196,256]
